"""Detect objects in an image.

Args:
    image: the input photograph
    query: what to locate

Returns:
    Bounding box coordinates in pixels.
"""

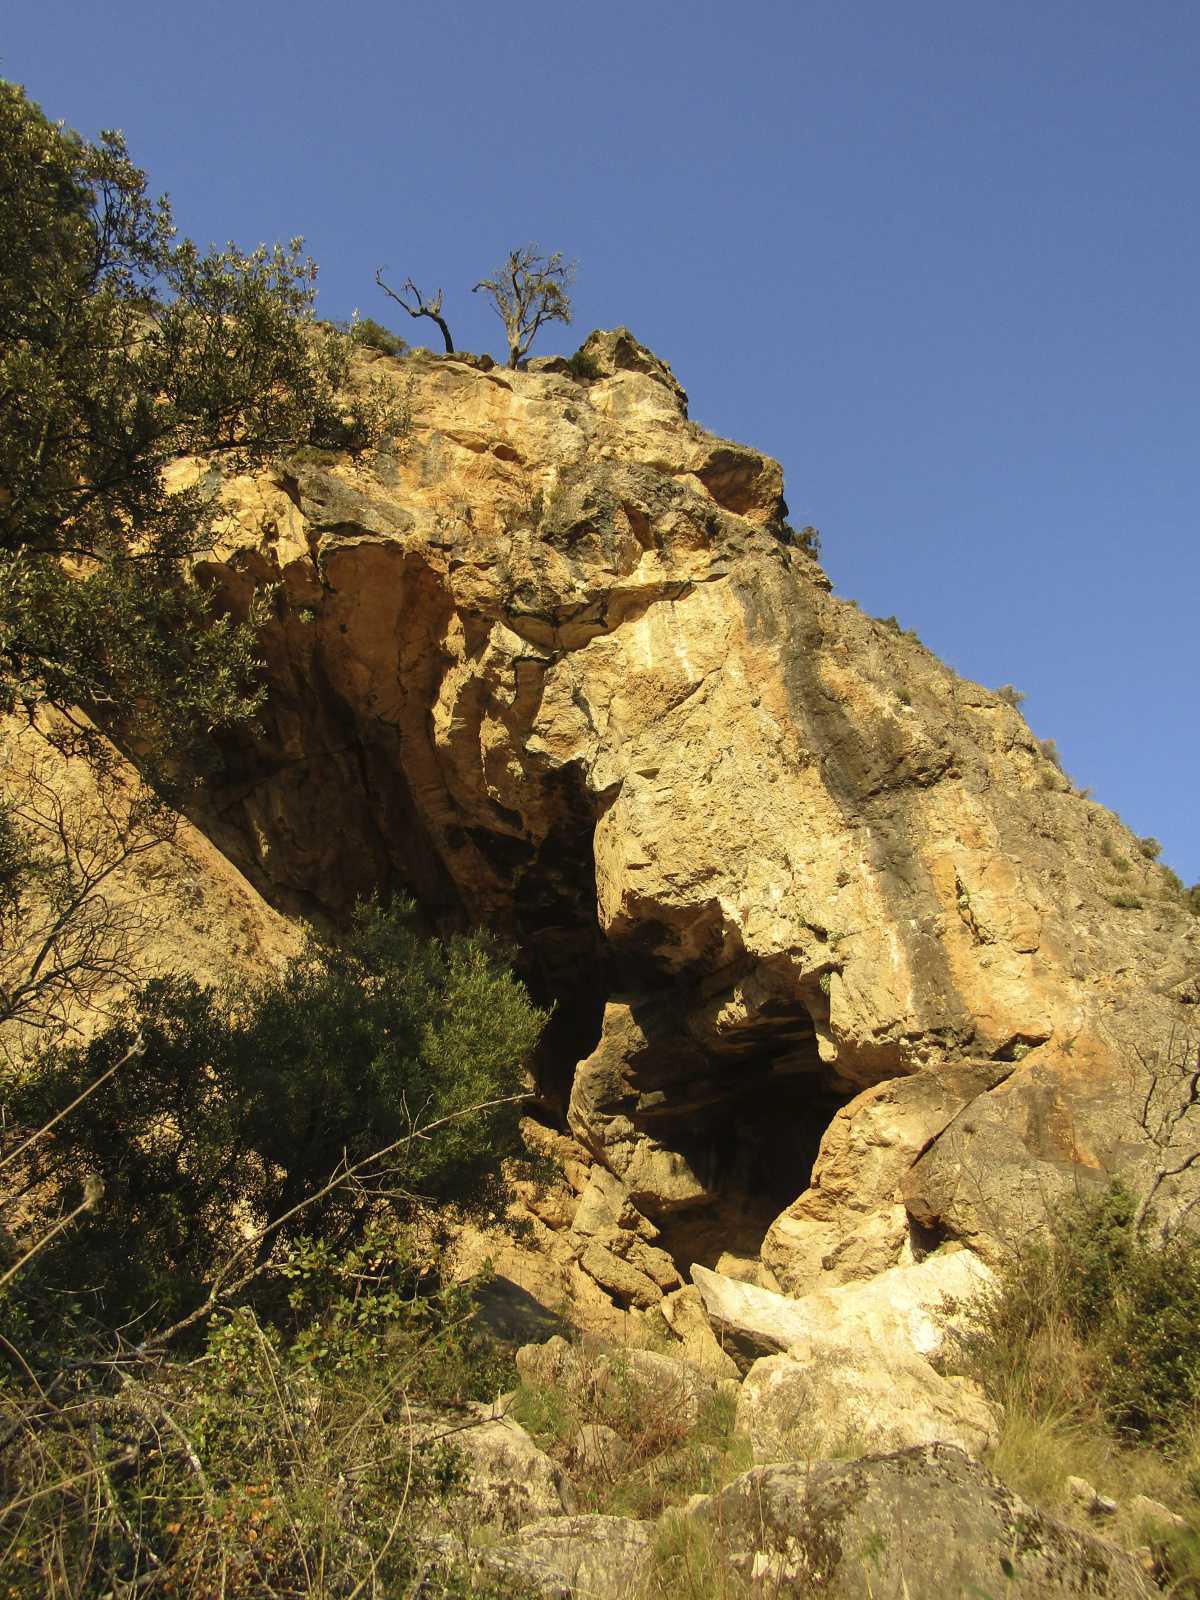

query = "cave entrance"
[650,1060,852,1274]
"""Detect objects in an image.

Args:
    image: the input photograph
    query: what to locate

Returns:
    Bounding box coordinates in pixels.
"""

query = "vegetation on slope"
[0,80,544,1597]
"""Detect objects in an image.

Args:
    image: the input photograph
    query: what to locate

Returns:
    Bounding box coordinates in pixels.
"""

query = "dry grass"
[510,1338,752,1521]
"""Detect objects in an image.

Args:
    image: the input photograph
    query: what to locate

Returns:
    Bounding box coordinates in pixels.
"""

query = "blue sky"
[8,0,1198,881]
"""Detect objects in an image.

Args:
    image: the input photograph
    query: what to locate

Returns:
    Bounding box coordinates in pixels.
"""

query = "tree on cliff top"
[0,80,403,776]
[474,244,574,368]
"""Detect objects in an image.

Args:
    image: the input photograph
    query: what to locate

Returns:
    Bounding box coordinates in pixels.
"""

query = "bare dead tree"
[1129,1025,1200,1240]
[374,268,454,352]
[473,245,574,368]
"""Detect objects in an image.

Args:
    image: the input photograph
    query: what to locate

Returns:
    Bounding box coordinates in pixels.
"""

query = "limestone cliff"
[164,329,1197,1305]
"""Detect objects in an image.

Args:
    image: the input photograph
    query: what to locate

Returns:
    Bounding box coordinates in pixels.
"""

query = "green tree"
[0,80,402,775]
[474,245,574,368]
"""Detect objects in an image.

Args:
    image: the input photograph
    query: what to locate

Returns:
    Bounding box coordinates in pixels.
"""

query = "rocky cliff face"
[175,329,1198,1306]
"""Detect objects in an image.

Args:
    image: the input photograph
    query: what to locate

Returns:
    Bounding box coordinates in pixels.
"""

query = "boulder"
[516,1334,716,1428]
[736,1334,998,1462]
[687,1444,1154,1599]
[411,1409,572,1531]
[569,1422,626,1477]
[692,1249,991,1368]
[655,1284,740,1378]
[476,1513,655,1599]
[762,1059,1011,1295]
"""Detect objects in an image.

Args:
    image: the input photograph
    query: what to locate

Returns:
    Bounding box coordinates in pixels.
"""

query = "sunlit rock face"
[184,328,1200,1298]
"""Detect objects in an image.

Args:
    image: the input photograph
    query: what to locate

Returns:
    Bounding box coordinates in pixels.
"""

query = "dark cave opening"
[646,1058,854,1273]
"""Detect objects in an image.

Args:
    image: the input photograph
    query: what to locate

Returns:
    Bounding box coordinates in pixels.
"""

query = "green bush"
[565,347,603,381]
[0,1227,520,1598]
[348,315,408,357]
[964,1182,1200,1445]
[3,899,547,1330]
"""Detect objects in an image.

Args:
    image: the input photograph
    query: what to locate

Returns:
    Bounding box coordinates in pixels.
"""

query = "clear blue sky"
[8,0,1198,881]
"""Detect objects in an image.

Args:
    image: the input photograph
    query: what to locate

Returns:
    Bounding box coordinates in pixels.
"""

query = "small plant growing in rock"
[565,346,603,381]
[782,523,822,558]
[995,684,1026,708]
[1138,836,1163,861]
[1037,737,1064,770]
[347,314,408,357]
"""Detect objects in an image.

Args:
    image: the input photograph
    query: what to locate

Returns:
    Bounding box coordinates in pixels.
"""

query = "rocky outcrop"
[686,1445,1153,1599]
[474,1512,655,1599]
[516,1333,717,1428]
[411,1406,574,1532]
[179,328,1198,1292]
[736,1337,998,1462]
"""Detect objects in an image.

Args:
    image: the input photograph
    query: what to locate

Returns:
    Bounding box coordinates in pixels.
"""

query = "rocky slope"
[162,327,1198,1308]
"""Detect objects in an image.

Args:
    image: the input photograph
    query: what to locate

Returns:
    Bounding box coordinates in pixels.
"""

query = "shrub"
[511,1343,749,1520]
[565,347,603,381]
[1037,736,1064,770]
[3,898,547,1331]
[783,523,822,558]
[995,684,1026,708]
[962,1182,1200,1446]
[348,315,408,357]
[878,613,921,644]
[0,1228,519,1598]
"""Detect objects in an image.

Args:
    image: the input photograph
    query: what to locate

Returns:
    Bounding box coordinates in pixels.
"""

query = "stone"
[515,1334,716,1428]
[476,1513,655,1599]
[578,1240,662,1309]
[1065,1475,1118,1519]
[687,1444,1154,1599]
[736,1334,998,1462]
[569,1422,625,1477]
[656,1284,740,1378]
[1128,1495,1186,1533]
[411,1410,573,1531]
[691,1263,823,1362]
[0,712,299,1059]
[692,1249,991,1368]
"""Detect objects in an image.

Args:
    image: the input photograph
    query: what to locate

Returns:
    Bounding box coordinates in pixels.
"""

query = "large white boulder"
[736,1331,998,1463]
[692,1247,991,1366]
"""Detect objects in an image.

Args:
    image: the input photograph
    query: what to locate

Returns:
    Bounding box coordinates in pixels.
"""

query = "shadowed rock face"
[184,328,1200,1296]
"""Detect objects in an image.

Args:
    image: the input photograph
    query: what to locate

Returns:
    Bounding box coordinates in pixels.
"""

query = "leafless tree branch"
[374,269,454,352]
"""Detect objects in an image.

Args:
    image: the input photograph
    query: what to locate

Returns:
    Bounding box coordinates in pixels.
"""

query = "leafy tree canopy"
[0,81,403,776]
